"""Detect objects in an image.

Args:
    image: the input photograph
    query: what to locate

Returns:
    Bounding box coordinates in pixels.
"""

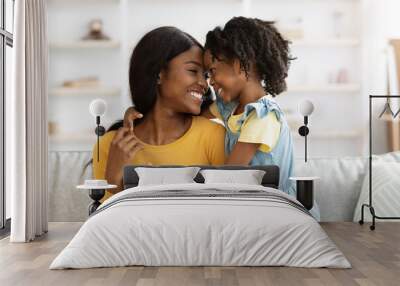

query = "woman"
[93,27,225,201]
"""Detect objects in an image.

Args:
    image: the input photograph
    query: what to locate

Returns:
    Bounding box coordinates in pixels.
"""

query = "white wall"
[47,0,399,158]
[125,0,363,158]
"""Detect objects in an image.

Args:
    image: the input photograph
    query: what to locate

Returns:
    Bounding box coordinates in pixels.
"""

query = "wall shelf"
[49,133,95,144]
[291,38,360,47]
[286,83,360,93]
[293,131,363,140]
[49,131,362,144]
[49,40,120,49]
[48,0,120,3]
[49,87,120,97]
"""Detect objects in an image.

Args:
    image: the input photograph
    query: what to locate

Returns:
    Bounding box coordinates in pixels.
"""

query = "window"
[0,0,14,234]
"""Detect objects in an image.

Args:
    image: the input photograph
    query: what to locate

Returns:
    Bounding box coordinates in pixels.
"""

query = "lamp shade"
[89,99,107,117]
[298,100,314,116]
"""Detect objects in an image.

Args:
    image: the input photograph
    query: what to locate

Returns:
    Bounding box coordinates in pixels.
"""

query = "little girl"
[202,17,320,219]
[202,17,293,189]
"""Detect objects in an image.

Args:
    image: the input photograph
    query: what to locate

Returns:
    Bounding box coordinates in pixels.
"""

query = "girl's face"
[203,49,245,103]
[158,46,208,115]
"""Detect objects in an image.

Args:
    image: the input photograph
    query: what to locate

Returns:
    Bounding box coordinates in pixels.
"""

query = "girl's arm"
[225,142,260,165]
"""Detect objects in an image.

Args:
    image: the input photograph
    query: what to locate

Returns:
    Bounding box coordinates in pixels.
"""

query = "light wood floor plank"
[0,222,399,286]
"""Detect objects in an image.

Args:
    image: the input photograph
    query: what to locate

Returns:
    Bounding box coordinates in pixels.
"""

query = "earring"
[261,79,266,88]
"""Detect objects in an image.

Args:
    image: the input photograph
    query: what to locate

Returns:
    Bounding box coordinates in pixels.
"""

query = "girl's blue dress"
[215,95,320,220]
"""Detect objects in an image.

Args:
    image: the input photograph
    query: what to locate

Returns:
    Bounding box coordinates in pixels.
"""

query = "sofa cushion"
[353,152,400,222]
[48,151,92,222]
[353,162,400,222]
[295,157,366,221]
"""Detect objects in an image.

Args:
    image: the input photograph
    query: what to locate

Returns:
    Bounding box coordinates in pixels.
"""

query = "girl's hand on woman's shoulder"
[105,126,144,190]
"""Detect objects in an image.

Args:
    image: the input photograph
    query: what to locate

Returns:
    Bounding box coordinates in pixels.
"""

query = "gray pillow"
[135,167,200,186]
[200,169,266,185]
[353,162,400,222]
[374,151,400,162]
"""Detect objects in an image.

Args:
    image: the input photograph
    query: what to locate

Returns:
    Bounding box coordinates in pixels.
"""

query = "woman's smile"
[188,89,203,103]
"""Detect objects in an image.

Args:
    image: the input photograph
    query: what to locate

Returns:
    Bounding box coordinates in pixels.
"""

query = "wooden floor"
[0,222,399,286]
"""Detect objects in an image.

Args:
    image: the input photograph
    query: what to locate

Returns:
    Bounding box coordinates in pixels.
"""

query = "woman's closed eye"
[187,65,202,75]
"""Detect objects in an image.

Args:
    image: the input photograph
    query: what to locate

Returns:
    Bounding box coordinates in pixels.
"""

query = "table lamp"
[89,99,107,162]
[298,100,314,162]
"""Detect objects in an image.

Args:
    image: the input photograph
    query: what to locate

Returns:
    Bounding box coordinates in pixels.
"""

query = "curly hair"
[205,17,294,97]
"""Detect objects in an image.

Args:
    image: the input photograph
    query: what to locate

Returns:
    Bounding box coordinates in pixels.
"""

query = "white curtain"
[9,0,48,242]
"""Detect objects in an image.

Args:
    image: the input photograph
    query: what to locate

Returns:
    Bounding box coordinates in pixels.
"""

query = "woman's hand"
[105,127,144,192]
[123,106,143,133]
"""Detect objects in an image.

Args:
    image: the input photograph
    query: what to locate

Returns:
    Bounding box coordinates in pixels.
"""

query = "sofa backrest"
[295,157,366,221]
[48,151,92,222]
[48,151,369,222]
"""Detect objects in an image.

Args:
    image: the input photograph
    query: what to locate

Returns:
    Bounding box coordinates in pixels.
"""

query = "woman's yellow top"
[92,116,226,201]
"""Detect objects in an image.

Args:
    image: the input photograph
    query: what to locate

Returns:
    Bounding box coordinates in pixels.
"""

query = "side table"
[289,177,319,210]
[77,180,117,215]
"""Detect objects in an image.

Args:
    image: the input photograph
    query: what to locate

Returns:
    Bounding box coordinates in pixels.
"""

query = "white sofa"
[49,151,391,222]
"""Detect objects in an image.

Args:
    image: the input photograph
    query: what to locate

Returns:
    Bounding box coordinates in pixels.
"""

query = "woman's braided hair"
[205,17,294,97]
